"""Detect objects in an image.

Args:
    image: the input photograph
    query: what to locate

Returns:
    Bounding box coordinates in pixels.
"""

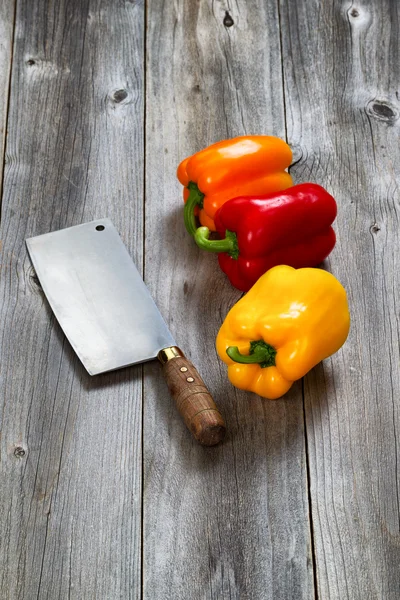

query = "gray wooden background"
[1,1,399,598]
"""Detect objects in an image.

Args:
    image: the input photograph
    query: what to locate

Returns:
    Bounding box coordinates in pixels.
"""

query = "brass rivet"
[187,377,194,383]
[180,366,188,372]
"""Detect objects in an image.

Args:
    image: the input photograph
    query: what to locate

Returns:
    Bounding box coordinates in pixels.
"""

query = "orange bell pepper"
[177,136,293,234]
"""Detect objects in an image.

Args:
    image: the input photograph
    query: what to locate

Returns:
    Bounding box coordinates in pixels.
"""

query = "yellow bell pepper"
[216,265,350,399]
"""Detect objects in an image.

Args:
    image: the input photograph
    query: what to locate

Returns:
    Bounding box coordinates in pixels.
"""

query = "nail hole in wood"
[223,11,234,27]
[27,59,35,66]
[370,223,380,234]
[96,225,105,231]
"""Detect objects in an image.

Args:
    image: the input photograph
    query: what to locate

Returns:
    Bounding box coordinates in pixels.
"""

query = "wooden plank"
[143,2,314,599]
[0,1,144,598]
[0,0,15,195]
[280,0,400,598]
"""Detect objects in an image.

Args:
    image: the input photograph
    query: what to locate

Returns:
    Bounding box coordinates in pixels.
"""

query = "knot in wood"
[223,11,234,27]
[26,59,36,66]
[370,223,380,234]
[14,446,26,458]
[30,273,41,287]
[289,144,304,167]
[28,266,42,291]
[113,89,128,103]
[367,100,399,125]
[350,8,359,17]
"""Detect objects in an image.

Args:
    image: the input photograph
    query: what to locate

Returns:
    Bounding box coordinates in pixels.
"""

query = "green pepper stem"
[194,227,239,258]
[184,182,204,236]
[226,340,277,368]
[227,347,267,363]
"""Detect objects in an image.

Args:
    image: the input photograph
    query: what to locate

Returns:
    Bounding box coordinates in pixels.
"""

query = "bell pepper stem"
[195,227,239,259]
[226,340,277,368]
[184,182,204,236]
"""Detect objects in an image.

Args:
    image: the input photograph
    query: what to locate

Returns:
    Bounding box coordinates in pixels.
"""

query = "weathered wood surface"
[0,1,15,194]
[0,1,144,598]
[281,1,400,598]
[0,0,399,599]
[143,1,312,599]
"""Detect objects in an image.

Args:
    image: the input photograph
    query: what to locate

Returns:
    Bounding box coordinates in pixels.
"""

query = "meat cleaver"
[26,219,226,446]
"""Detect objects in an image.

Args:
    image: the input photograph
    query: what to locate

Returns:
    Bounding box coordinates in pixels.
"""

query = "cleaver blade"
[26,219,225,446]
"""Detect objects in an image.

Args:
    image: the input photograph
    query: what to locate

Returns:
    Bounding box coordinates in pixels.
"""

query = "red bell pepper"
[194,183,337,291]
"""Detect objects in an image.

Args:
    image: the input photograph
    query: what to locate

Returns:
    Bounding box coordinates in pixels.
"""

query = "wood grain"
[143,1,313,598]
[280,0,400,598]
[2,0,398,598]
[0,1,144,598]
[0,0,15,198]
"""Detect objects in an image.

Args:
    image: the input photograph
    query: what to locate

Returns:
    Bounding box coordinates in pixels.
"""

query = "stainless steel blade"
[26,219,176,375]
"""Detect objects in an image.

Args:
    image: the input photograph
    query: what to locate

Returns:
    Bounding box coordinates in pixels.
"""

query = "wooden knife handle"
[158,347,226,446]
